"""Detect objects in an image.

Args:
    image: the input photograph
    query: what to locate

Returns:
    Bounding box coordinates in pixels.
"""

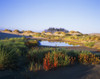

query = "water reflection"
[40,41,80,46]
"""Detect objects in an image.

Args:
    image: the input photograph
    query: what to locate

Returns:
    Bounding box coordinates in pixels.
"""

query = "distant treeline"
[45,27,69,33]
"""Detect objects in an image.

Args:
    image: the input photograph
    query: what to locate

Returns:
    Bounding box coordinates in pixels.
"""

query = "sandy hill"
[89,33,100,36]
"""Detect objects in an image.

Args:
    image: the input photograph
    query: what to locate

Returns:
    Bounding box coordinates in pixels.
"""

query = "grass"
[28,47,100,71]
[85,42,95,48]
[0,37,100,71]
[27,47,54,64]
[0,37,39,70]
[0,45,19,69]
[43,52,70,71]
[33,33,100,49]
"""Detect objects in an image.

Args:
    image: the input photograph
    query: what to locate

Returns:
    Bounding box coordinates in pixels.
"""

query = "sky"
[0,0,100,33]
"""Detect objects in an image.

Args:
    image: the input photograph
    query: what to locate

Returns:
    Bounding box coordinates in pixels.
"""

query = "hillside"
[0,32,23,39]
[89,33,100,37]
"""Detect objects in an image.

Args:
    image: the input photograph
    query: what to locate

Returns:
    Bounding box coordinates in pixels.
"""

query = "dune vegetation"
[0,28,100,73]
[0,37,100,72]
[1,28,100,49]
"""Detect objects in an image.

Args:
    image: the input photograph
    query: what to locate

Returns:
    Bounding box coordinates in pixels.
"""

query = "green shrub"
[85,42,95,47]
[0,45,19,69]
[29,62,42,71]
[27,47,53,64]
[0,38,29,70]
[43,51,70,71]
[25,40,39,48]
[78,53,100,65]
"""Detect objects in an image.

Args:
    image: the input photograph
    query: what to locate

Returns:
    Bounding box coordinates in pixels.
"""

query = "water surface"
[40,41,80,47]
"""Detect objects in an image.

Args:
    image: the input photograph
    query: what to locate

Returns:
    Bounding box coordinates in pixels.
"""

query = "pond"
[40,41,80,47]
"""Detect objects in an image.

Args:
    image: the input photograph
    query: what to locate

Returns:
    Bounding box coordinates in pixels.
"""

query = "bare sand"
[0,64,100,79]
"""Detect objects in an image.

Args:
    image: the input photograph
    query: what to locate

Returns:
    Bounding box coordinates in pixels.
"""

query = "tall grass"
[0,37,99,71]
[28,47,53,63]
[0,37,30,69]
[27,47,92,65]
[0,45,19,69]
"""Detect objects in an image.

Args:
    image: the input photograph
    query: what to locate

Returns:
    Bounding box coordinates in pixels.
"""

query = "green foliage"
[27,47,93,66]
[43,52,70,70]
[29,62,42,71]
[85,42,95,48]
[25,40,39,48]
[36,33,100,49]
[0,37,28,56]
[0,45,19,69]
[0,37,31,70]
[27,47,53,63]
[78,53,100,65]
[0,36,99,71]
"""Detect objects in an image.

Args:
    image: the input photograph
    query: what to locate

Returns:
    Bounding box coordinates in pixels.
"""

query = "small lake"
[40,41,80,47]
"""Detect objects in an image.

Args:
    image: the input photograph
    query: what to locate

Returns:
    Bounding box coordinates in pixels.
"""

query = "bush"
[0,37,28,56]
[85,42,95,47]
[29,62,42,71]
[25,40,39,48]
[43,51,70,71]
[78,53,100,65]
[27,47,53,64]
[0,45,19,69]
[0,38,29,70]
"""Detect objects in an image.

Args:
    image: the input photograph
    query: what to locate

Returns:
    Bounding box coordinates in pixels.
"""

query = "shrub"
[0,38,28,70]
[69,57,76,64]
[0,45,19,69]
[0,37,28,56]
[25,40,39,48]
[43,52,70,71]
[27,47,53,64]
[13,29,20,33]
[78,53,100,65]
[85,42,95,48]
[29,62,42,71]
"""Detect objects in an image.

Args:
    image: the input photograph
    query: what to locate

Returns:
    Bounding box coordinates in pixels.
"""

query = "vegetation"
[78,53,100,65]
[1,28,100,49]
[24,30,33,33]
[1,28,100,72]
[43,52,70,71]
[0,37,100,71]
[3,29,12,32]
[44,27,69,33]
[0,37,39,70]
[69,30,81,33]
[0,45,18,69]
[28,48,100,71]
[85,42,95,48]
[13,29,20,33]
[41,34,100,48]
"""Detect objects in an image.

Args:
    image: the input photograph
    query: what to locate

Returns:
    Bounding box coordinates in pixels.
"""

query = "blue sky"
[0,0,100,33]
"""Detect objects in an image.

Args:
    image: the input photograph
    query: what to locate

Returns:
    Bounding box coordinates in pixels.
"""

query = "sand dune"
[89,33,100,36]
